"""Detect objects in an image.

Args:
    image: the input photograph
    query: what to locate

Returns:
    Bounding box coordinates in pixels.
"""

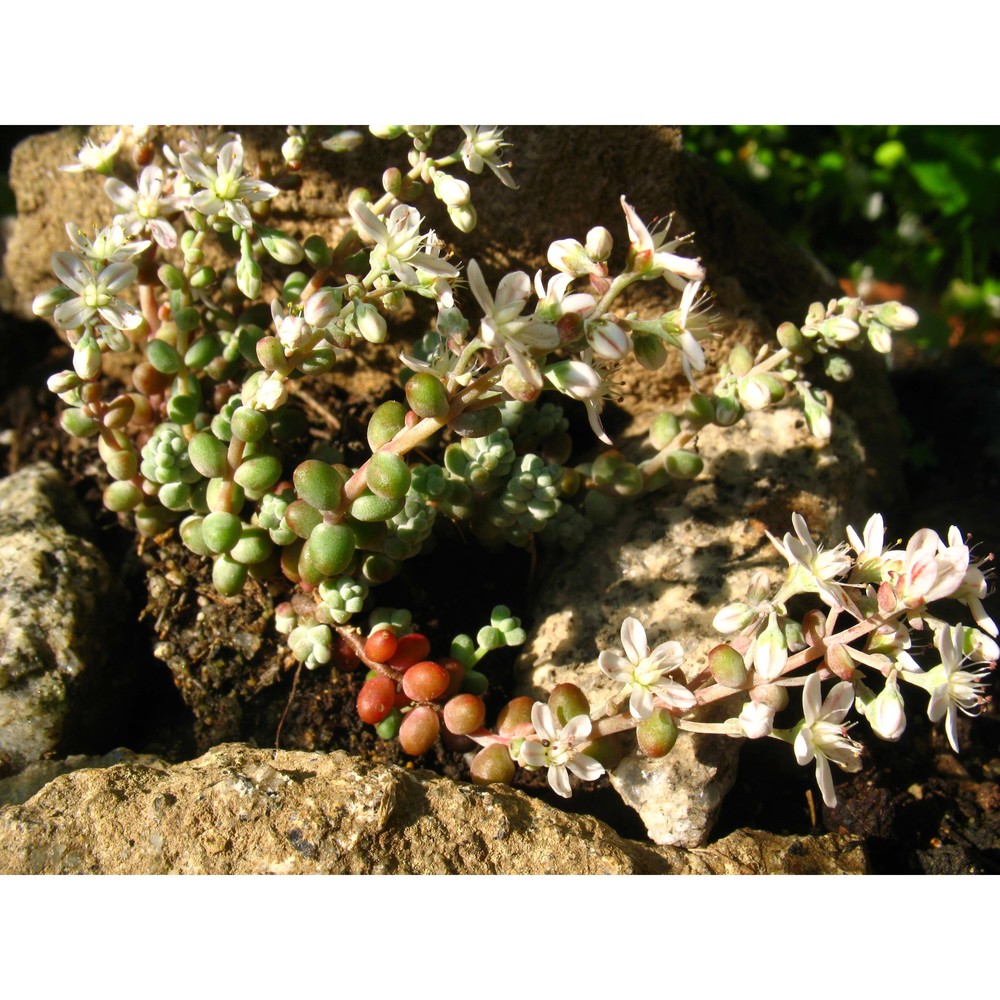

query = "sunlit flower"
[467,260,558,388]
[768,512,852,609]
[49,252,143,331]
[180,138,279,230]
[105,165,185,249]
[620,196,705,290]
[460,127,517,189]
[64,222,150,265]
[945,526,997,638]
[60,129,123,174]
[349,201,460,287]
[598,616,695,719]
[925,624,993,753]
[518,702,604,798]
[793,672,863,808]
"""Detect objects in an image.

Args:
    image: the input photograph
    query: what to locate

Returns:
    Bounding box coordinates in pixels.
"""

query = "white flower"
[768,512,852,609]
[271,300,314,356]
[661,279,715,389]
[926,624,993,753]
[518,703,604,798]
[598,617,695,719]
[945,526,997,638]
[105,165,185,250]
[620,196,705,290]
[793,672,863,808]
[180,138,279,230]
[460,127,517,189]
[60,129,123,174]
[65,222,150,265]
[533,270,596,320]
[349,201,459,287]
[467,260,558,388]
[544,352,620,445]
[887,527,969,617]
[50,252,143,331]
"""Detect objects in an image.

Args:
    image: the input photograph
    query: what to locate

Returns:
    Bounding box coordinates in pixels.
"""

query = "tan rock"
[0,743,866,874]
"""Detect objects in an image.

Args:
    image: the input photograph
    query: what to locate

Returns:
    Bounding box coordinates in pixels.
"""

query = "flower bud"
[32,285,74,317]
[447,203,477,234]
[866,670,906,741]
[258,225,304,266]
[821,315,861,344]
[73,333,102,380]
[712,601,754,634]
[547,239,595,277]
[321,129,363,153]
[714,394,743,427]
[281,133,306,167]
[753,612,787,681]
[586,318,631,360]
[876,301,918,331]
[738,700,775,739]
[303,287,340,328]
[431,169,471,207]
[368,125,405,140]
[354,302,387,344]
[585,226,613,262]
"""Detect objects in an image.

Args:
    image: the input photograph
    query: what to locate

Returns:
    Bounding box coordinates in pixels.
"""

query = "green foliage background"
[685,126,1000,353]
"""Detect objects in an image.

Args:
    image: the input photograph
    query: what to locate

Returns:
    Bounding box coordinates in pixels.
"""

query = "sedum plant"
[35,125,995,813]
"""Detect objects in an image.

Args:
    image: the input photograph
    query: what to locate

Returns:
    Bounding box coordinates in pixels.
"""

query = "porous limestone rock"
[0,463,125,771]
[518,404,869,846]
[0,743,867,874]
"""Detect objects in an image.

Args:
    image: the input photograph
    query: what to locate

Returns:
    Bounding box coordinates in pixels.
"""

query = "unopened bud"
[585,226,613,262]
[865,670,906,741]
[739,700,775,739]
[321,129,363,153]
[447,202,477,234]
[354,302,387,344]
[876,301,918,331]
[586,318,630,360]
[258,225,304,266]
[303,287,341,328]
[281,134,307,167]
[547,239,595,277]
[431,169,471,207]
[73,333,102,380]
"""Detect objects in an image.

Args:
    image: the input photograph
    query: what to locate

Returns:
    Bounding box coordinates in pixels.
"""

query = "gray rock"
[519,406,871,846]
[0,463,124,771]
[0,743,867,874]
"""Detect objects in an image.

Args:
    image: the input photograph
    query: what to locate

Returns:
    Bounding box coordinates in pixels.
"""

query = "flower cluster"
[34,126,986,826]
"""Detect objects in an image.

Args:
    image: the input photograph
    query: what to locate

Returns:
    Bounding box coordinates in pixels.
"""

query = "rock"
[0,743,867,874]
[519,405,870,846]
[0,747,161,806]
[0,463,125,771]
